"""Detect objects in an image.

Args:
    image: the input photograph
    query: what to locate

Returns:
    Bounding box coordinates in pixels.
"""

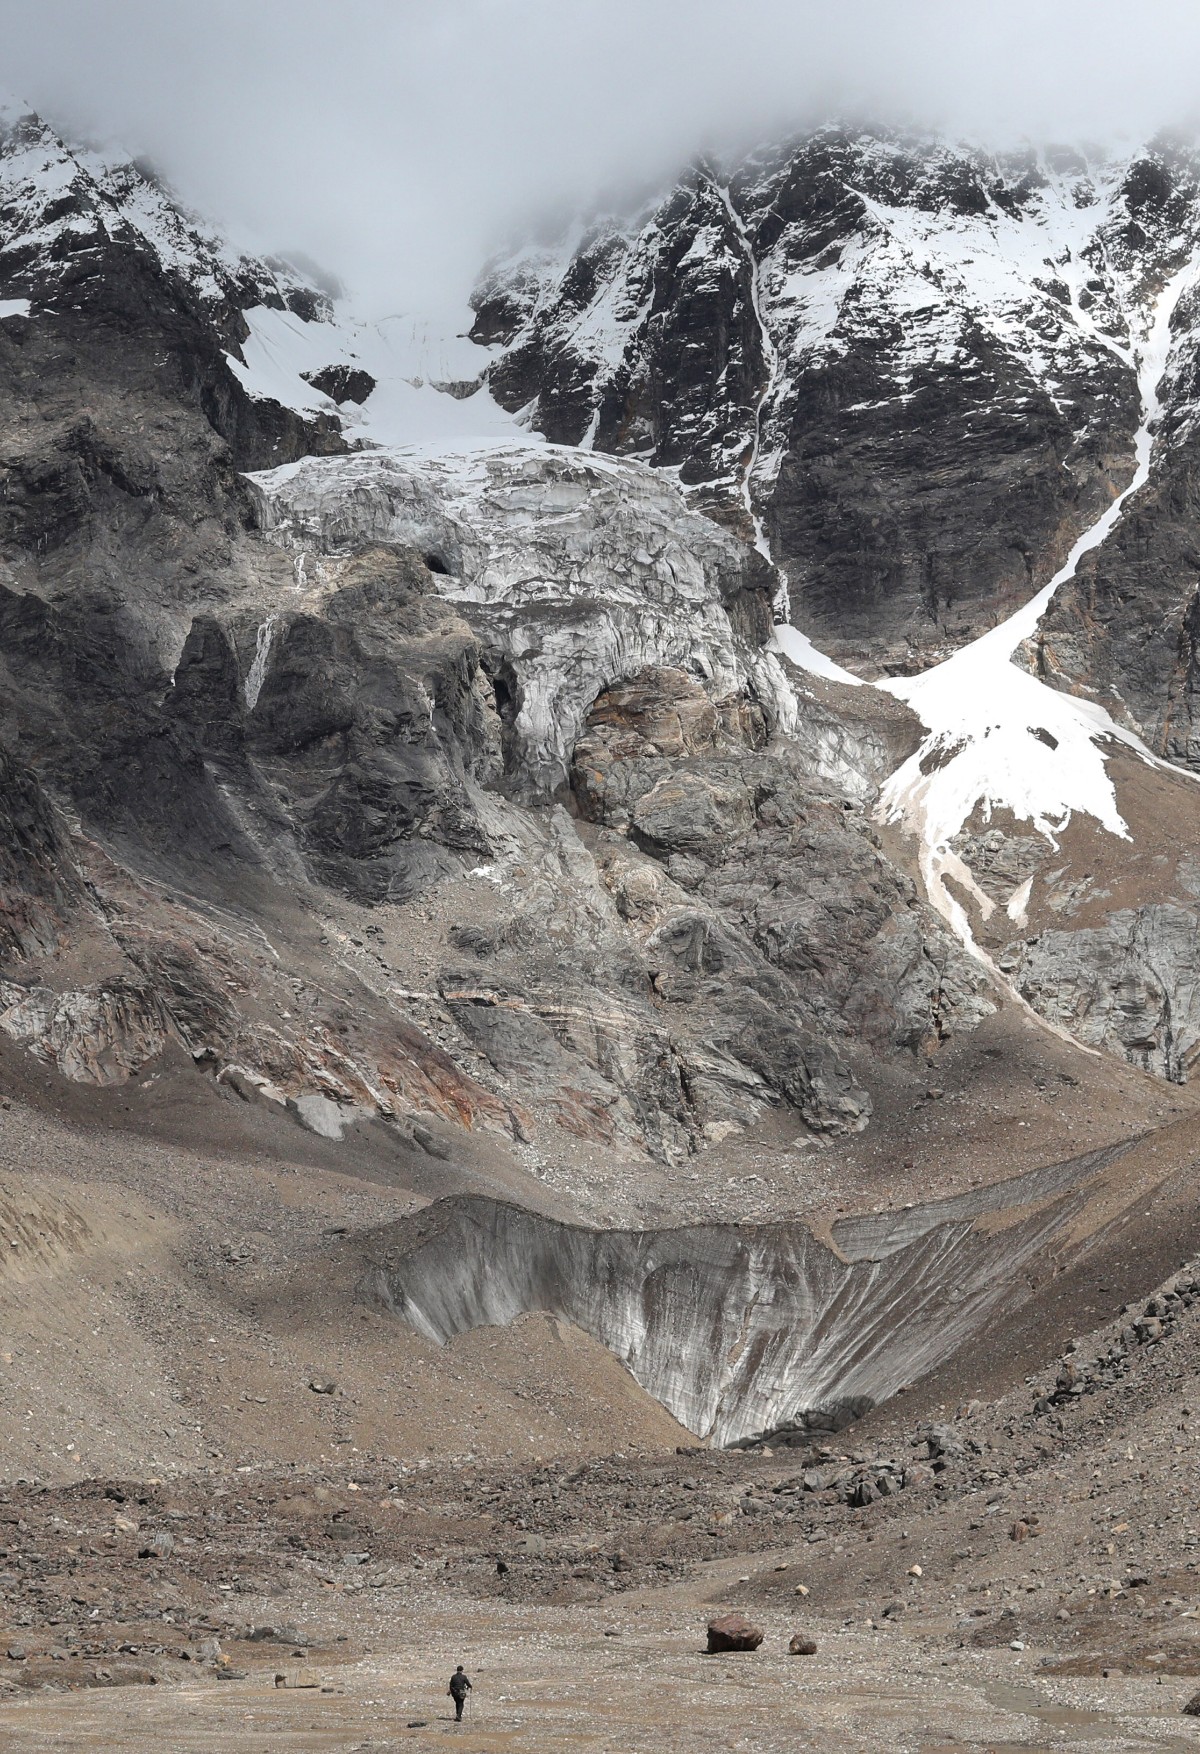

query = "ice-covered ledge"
[245,442,797,792]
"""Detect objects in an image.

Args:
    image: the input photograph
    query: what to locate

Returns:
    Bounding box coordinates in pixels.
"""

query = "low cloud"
[1,0,1196,317]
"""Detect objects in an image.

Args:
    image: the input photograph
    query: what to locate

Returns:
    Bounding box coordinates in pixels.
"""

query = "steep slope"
[474,128,1200,673]
[4,89,1200,1205]
[0,99,1012,1188]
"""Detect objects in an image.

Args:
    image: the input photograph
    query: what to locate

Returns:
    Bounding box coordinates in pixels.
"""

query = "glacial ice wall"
[361,1146,1126,1445]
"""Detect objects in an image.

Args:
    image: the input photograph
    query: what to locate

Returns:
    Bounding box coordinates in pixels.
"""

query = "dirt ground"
[7,1008,1200,1749]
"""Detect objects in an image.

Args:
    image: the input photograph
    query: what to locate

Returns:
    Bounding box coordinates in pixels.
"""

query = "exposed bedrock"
[1014,908,1200,1083]
[170,546,503,903]
[943,764,1200,1085]
[570,666,993,1060]
[363,1147,1128,1446]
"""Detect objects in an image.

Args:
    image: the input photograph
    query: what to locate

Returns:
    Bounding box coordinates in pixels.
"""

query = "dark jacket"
[449,1671,471,1700]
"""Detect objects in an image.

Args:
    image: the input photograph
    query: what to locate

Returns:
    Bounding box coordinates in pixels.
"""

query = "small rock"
[908,1564,923,1578]
[247,1624,302,1645]
[308,1379,337,1395]
[7,1644,26,1662]
[1010,1640,1026,1652]
[138,1532,175,1559]
[1182,1691,1200,1716]
[788,1634,818,1656]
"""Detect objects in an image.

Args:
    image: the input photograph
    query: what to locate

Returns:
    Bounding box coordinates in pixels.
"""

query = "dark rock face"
[302,364,377,406]
[479,175,765,491]
[0,744,82,959]
[170,549,501,903]
[473,130,1200,672]
[1032,435,1200,766]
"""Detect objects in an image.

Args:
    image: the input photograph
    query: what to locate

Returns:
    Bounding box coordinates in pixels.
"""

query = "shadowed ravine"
[360,1142,1133,1447]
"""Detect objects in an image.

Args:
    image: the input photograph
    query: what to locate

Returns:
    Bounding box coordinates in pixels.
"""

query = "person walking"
[448,1664,472,1722]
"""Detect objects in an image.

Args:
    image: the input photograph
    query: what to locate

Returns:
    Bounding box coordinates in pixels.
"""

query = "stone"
[706,1615,764,1653]
[288,1094,352,1141]
[247,1624,303,1644]
[1183,1691,1200,1716]
[301,364,376,407]
[788,1634,818,1656]
[138,1531,175,1559]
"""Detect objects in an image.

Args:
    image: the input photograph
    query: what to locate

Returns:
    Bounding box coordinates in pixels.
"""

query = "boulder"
[707,1614,764,1653]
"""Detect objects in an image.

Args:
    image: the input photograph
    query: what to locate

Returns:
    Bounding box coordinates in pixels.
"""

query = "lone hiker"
[448,1664,472,1722]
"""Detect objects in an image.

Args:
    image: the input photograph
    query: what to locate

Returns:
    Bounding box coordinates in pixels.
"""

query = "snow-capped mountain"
[473,128,1200,678]
[3,93,1200,1182]
[0,98,529,455]
[0,97,325,331]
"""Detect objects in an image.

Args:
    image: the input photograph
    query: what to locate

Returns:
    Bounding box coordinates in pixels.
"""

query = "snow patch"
[771,622,864,688]
[227,304,531,448]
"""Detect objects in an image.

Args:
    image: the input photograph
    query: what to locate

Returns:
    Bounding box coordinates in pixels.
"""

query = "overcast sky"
[1,0,1198,318]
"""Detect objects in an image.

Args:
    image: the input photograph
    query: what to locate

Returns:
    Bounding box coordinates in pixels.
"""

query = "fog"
[1,0,1197,318]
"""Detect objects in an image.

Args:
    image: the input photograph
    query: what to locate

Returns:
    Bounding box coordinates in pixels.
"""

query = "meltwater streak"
[243,614,278,711]
[874,256,1200,956]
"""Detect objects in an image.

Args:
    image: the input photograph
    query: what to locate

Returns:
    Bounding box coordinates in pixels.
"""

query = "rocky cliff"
[473,130,1200,675]
[0,100,1003,1185]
